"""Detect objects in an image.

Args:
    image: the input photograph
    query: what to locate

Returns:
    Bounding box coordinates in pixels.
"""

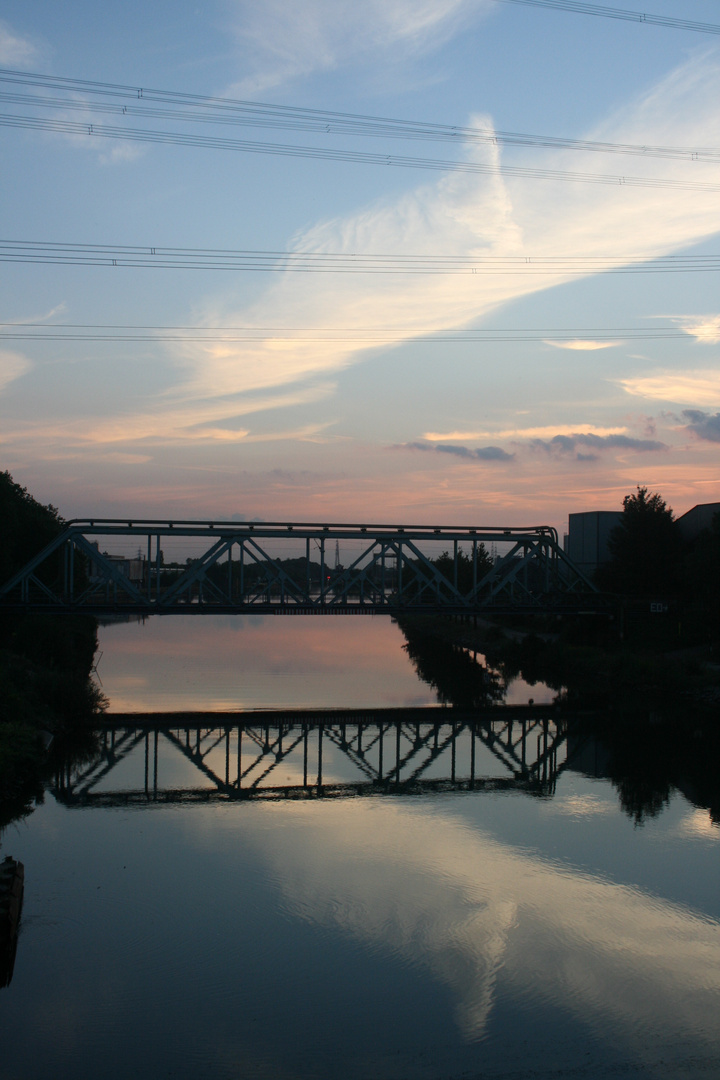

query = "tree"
[432,545,493,594]
[0,471,64,586]
[682,510,720,642]
[598,487,682,596]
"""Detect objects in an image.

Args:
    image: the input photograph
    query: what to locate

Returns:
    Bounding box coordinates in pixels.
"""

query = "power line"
[0,322,698,343]
[7,112,718,191]
[1,241,719,274]
[496,0,720,34]
[0,72,717,164]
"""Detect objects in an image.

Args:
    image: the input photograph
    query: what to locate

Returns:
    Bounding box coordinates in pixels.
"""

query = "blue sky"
[1,0,719,532]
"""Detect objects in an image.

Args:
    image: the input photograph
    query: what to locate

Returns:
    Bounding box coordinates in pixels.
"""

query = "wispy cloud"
[425,425,628,441]
[172,51,720,417]
[543,339,623,351]
[669,314,720,345]
[0,382,336,449]
[4,303,68,325]
[0,20,38,66]
[226,0,491,93]
[619,369,720,407]
[99,144,145,166]
[8,50,720,475]
[42,451,153,465]
[0,350,32,394]
[681,410,720,443]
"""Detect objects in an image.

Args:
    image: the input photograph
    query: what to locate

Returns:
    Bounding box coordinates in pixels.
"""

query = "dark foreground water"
[1,617,718,1079]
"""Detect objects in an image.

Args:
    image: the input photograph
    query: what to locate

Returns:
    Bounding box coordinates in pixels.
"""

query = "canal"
[1,615,718,1079]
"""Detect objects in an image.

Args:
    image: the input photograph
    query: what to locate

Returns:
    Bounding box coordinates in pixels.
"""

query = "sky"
[1,0,719,535]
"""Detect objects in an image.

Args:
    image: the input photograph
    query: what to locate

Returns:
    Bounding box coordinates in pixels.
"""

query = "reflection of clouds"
[224,800,720,1055]
[543,794,614,817]
[674,809,719,840]
[99,616,435,711]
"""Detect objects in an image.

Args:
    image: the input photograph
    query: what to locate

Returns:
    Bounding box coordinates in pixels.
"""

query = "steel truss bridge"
[52,709,569,807]
[0,518,599,616]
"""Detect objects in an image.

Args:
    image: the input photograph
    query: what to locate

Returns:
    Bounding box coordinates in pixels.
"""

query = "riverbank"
[0,616,106,830]
[397,614,720,713]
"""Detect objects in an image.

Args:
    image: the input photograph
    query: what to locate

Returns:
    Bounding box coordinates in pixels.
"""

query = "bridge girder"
[0,518,601,616]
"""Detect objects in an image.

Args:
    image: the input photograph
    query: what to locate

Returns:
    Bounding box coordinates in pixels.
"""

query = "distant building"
[564,511,622,575]
[675,503,720,544]
[87,541,145,583]
[564,502,720,574]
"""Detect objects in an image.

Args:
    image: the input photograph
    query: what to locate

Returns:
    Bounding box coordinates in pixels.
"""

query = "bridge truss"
[0,519,599,616]
[52,710,569,807]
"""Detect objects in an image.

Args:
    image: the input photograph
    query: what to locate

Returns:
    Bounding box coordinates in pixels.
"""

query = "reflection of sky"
[97,614,437,710]
[208,799,720,1064]
[97,615,556,710]
[5,772,719,1078]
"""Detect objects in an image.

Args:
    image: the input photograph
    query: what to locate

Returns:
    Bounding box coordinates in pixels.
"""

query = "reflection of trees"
[0,727,101,837]
[401,627,504,708]
[398,617,719,826]
[613,776,670,824]
[570,710,720,827]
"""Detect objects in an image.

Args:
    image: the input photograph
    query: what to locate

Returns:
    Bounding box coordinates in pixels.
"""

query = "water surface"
[1,616,718,1079]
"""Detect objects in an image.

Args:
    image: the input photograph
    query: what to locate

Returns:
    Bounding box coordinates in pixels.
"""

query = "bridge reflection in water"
[53,709,568,807]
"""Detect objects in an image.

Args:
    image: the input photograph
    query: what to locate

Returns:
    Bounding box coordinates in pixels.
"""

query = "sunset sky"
[2,0,719,534]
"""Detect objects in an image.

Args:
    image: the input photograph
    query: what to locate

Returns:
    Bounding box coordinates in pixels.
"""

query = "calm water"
[1,617,718,1080]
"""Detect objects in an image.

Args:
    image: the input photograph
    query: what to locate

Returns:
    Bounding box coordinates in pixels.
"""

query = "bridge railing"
[0,519,600,616]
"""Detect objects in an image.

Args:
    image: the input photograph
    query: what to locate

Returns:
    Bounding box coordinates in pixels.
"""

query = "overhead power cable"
[496,0,720,34]
[6,112,717,190]
[0,322,699,343]
[0,71,717,164]
[1,241,718,274]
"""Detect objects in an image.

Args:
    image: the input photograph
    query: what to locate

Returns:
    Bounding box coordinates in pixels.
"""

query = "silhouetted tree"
[682,510,720,642]
[0,471,63,586]
[432,546,493,593]
[598,486,682,596]
[0,471,98,672]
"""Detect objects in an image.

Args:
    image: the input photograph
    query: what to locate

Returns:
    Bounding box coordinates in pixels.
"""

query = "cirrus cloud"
[543,339,623,351]
[669,314,720,345]
[619,369,720,407]
[0,20,38,66]
[226,0,492,93]
[0,350,32,394]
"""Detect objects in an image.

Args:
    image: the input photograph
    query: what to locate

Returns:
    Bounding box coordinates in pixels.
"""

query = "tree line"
[595,486,719,643]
